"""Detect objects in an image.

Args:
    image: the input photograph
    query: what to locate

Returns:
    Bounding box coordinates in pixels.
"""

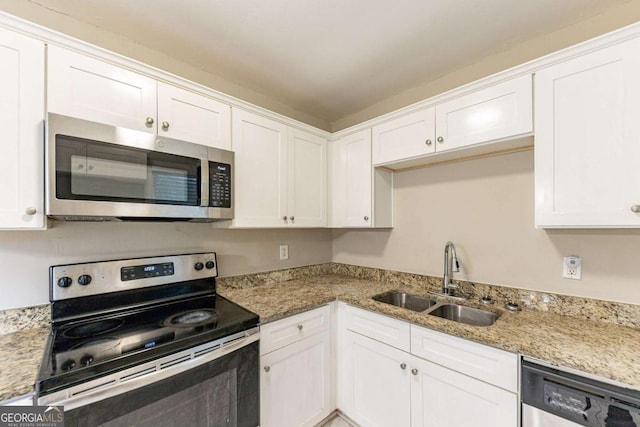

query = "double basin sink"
[372,291,499,327]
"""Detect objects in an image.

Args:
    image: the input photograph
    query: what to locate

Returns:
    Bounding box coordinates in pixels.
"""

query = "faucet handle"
[452,257,460,273]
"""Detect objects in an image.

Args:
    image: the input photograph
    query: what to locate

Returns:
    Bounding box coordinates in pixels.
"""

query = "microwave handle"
[200,159,209,207]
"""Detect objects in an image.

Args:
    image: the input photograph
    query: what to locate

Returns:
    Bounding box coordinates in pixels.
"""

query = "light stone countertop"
[3,271,640,401]
[218,274,640,390]
[0,327,49,402]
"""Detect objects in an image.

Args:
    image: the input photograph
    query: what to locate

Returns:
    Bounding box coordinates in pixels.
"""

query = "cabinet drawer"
[260,305,330,355]
[410,325,518,392]
[344,305,410,352]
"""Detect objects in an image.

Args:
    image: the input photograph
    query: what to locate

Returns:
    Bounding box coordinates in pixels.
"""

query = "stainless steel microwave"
[46,113,234,222]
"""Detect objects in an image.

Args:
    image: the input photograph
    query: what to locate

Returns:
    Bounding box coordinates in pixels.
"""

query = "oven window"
[64,341,259,427]
[55,135,200,206]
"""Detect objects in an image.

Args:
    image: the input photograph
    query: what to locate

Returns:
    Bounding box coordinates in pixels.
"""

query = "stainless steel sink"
[427,304,499,326]
[372,291,437,312]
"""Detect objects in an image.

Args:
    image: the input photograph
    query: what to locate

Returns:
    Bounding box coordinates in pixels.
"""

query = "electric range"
[35,253,260,426]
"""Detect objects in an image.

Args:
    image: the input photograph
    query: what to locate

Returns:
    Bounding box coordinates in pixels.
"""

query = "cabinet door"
[0,28,45,229]
[535,38,640,227]
[232,109,288,227]
[261,330,332,427]
[435,74,532,152]
[48,45,157,133]
[340,331,411,427]
[157,82,231,149]
[411,356,517,427]
[288,128,327,227]
[372,108,435,165]
[331,130,372,227]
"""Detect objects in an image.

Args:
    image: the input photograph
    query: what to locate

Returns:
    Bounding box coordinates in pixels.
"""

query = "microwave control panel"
[209,161,232,208]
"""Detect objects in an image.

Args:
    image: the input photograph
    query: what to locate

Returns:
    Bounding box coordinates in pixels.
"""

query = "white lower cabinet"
[341,331,411,427]
[338,305,518,427]
[260,306,333,427]
[410,356,517,427]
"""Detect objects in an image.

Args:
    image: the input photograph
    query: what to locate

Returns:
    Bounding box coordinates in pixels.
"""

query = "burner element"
[63,318,124,339]
[165,309,218,328]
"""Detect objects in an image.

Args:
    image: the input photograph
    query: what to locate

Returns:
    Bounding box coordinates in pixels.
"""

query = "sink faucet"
[442,241,460,295]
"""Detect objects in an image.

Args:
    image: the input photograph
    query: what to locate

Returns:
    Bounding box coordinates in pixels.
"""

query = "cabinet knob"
[264,366,270,373]
[297,324,303,331]
[290,216,295,221]
[425,139,432,146]
[631,205,640,213]
[282,216,288,221]
[411,368,418,375]
[364,216,369,221]
[162,121,170,130]
[400,363,407,370]
[437,136,444,143]
[25,207,37,216]
[145,117,154,125]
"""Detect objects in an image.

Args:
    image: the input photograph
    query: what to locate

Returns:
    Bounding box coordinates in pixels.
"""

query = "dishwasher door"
[521,360,640,427]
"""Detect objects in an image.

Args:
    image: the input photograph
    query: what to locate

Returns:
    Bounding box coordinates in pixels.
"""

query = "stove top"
[36,253,259,397]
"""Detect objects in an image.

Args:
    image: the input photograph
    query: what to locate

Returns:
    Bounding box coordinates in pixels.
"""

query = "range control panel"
[51,252,218,301]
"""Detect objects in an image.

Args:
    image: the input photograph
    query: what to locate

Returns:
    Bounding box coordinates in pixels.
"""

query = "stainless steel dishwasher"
[522,359,640,427]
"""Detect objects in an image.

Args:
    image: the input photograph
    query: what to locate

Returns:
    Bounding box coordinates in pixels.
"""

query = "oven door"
[40,330,259,427]
[46,113,211,220]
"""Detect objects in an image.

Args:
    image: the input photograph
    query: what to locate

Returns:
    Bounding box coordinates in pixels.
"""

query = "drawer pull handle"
[631,205,640,213]
[437,136,444,143]
[411,368,418,375]
[425,139,432,146]
[25,207,37,216]
[264,366,270,372]
[400,363,407,370]
[297,324,303,331]
[162,121,170,130]
[145,117,154,125]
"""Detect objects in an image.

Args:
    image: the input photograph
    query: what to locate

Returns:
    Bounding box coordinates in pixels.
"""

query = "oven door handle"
[38,327,259,411]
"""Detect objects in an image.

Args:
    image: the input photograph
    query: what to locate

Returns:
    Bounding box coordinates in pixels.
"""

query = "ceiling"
[26,0,629,128]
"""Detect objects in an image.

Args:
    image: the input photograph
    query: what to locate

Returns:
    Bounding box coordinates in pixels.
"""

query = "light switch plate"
[279,244,289,260]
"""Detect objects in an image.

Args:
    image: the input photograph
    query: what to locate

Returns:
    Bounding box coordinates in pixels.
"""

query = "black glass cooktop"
[37,293,258,396]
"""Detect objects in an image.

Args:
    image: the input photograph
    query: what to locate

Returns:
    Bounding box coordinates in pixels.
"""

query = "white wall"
[0,222,332,310]
[332,150,640,305]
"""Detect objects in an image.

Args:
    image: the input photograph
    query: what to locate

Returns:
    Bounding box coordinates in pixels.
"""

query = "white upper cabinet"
[231,109,327,228]
[372,108,435,165]
[48,45,157,133]
[372,74,533,168]
[0,27,45,229]
[48,46,231,149]
[232,109,288,227]
[288,128,328,227]
[435,74,532,152]
[157,82,231,149]
[535,37,640,228]
[331,130,393,228]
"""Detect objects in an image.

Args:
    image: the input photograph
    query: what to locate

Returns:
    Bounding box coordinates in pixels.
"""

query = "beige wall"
[0,223,332,310]
[332,150,640,306]
[331,1,640,131]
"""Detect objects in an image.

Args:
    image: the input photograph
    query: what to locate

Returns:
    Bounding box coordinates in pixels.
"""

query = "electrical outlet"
[562,256,582,280]
[279,244,289,260]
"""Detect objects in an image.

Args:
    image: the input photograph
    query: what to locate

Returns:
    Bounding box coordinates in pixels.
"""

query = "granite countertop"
[0,327,49,401]
[219,273,640,389]
[3,271,639,402]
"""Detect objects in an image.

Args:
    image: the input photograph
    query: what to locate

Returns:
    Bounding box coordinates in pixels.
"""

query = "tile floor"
[318,413,357,427]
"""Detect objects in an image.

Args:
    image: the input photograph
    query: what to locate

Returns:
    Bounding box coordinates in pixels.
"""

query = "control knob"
[205,261,215,269]
[194,262,204,271]
[61,359,76,371]
[77,274,92,286]
[80,355,94,366]
[57,277,72,288]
